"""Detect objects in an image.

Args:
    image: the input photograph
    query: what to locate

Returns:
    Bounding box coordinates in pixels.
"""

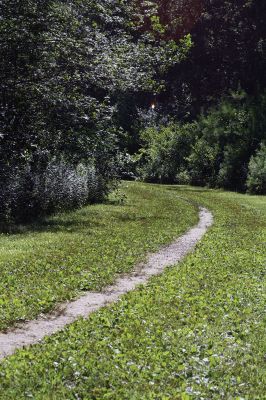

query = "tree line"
[136,0,266,194]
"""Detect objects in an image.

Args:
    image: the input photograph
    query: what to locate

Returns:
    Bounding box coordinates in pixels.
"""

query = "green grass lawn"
[0,184,265,399]
[0,182,197,331]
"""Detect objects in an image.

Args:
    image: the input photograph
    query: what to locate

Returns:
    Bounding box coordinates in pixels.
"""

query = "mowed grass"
[0,184,265,399]
[0,182,197,331]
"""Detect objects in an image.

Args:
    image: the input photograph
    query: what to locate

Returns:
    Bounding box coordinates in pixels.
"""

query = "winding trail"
[0,207,213,360]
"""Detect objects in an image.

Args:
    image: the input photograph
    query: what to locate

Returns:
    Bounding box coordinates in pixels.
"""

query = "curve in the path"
[0,207,213,360]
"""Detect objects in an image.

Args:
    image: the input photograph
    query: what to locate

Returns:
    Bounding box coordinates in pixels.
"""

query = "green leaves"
[1,0,186,168]
[0,0,191,225]
[247,143,266,194]
[138,93,266,193]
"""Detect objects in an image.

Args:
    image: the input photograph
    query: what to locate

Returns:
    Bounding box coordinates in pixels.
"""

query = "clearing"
[0,183,265,399]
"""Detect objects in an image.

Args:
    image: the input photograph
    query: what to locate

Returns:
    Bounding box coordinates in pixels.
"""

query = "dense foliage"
[247,143,266,194]
[138,93,266,191]
[0,0,190,227]
[1,0,265,229]
[136,0,266,193]
[158,0,266,117]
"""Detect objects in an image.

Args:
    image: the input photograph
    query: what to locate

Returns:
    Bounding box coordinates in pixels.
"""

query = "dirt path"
[0,207,213,360]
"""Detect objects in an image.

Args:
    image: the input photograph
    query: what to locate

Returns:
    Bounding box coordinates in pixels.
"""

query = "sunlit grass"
[0,182,197,331]
[0,184,265,399]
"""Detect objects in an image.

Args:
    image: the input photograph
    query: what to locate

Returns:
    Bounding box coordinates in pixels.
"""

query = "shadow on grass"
[3,205,107,236]
[2,184,214,236]
[2,198,134,236]
[7,216,104,236]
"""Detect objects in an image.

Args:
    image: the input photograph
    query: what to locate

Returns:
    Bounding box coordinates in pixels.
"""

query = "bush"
[246,144,266,194]
[187,98,253,190]
[34,162,89,213]
[137,94,266,193]
[0,160,111,230]
[137,123,196,183]
[117,153,137,181]
[175,170,191,185]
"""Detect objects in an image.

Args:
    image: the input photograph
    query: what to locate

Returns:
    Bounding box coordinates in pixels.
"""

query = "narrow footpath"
[0,207,213,360]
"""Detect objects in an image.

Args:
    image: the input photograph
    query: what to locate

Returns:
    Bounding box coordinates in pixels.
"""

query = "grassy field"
[0,183,197,331]
[0,183,265,399]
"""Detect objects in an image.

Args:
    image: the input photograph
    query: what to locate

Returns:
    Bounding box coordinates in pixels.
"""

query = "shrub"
[0,160,112,230]
[137,123,196,183]
[34,162,89,213]
[175,170,191,185]
[246,143,266,194]
[117,153,137,181]
[137,94,266,193]
[187,98,252,190]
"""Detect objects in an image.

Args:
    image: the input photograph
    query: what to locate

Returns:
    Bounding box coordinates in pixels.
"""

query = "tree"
[0,0,191,225]
[157,0,266,118]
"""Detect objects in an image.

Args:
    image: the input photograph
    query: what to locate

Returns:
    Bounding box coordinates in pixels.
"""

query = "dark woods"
[0,0,265,228]
[138,0,266,194]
